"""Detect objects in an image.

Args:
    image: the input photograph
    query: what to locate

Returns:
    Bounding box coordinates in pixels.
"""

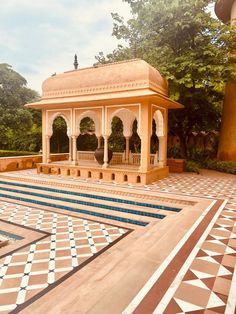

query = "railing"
[76,150,158,166]
[77,151,95,161]
[110,152,124,165]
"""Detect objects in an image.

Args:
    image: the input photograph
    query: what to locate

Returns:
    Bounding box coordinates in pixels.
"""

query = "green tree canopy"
[95,0,236,155]
[0,63,40,151]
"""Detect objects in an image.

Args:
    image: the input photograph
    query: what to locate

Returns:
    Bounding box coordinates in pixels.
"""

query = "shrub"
[204,160,236,175]
[186,161,200,174]
[0,150,38,157]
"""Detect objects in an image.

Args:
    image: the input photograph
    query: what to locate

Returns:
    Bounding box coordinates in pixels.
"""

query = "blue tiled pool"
[0,230,23,240]
[0,180,182,227]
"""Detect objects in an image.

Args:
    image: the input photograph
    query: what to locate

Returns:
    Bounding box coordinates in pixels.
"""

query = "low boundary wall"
[0,154,68,172]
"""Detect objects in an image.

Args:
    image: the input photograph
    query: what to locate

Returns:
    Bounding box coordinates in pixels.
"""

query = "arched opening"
[112,173,115,180]
[50,116,69,153]
[109,116,125,152]
[58,168,61,175]
[77,117,97,151]
[124,174,128,182]
[151,119,159,154]
[137,175,141,183]
[77,170,81,176]
[99,172,103,179]
[152,110,165,166]
[130,119,141,153]
[88,171,92,178]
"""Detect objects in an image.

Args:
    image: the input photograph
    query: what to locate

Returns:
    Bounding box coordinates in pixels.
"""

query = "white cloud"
[0,0,131,93]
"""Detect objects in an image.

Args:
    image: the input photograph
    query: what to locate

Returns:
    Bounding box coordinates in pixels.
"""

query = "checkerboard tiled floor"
[0,202,128,313]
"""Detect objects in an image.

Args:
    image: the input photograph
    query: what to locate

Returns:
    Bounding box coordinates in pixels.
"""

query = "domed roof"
[41,59,168,100]
[215,0,234,23]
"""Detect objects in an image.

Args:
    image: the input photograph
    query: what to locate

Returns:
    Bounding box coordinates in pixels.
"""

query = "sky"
[0,0,131,93]
[0,1,217,94]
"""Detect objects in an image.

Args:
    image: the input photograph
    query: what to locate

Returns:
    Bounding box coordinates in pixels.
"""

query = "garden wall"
[0,154,68,172]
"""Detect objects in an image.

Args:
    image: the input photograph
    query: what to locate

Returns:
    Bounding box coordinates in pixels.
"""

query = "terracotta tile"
[55,240,71,248]
[201,242,226,254]
[33,251,50,260]
[222,255,236,268]
[56,233,69,240]
[163,299,182,314]
[28,273,48,286]
[228,238,236,248]
[55,258,72,268]
[11,254,29,263]
[190,260,220,276]
[204,308,225,314]
[76,247,92,255]
[36,242,51,251]
[55,249,71,258]
[75,238,89,246]
[174,282,211,308]
[6,265,25,275]
[216,218,234,227]
[0,277,22,289]
[31,261,49,272]
[0,291,18,306]
[209,229,231,238]
[213,277,231,296]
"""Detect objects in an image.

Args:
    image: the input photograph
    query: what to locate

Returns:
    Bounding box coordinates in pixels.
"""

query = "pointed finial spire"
[74,54,78,70]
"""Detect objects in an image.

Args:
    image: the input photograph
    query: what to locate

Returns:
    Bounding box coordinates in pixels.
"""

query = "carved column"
[68,136,72,162]
[72,136,78,165]
[103,135,108,168]
[46,135,51,163]
[125,136,130,163]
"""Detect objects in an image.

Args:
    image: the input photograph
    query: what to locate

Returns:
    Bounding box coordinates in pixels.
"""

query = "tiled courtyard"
[0,169,235,313]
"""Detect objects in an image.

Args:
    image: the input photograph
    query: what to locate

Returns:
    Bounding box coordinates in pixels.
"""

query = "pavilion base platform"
[36,162,169,185]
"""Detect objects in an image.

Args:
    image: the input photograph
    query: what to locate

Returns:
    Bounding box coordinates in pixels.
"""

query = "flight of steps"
[0,179,182,228]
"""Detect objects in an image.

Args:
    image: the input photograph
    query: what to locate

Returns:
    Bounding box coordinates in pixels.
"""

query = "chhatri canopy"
[26,59,182,109]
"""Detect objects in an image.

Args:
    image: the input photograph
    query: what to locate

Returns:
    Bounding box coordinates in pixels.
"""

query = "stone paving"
[0,169,235,313]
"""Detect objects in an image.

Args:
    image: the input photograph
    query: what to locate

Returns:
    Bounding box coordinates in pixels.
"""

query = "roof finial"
[74,54,78,70]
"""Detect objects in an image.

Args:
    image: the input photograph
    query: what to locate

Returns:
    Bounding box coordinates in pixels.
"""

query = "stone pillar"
[42,110,47,164]
[68,136,72,162]
[72,136,78,165]
[158,136,166,167]
[140,102,151,172]
[215,0,236,162]
[125,137,130,163]
[46,135,51,163]
[103,135,108,168]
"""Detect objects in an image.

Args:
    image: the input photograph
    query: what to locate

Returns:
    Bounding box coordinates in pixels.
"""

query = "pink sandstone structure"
[215,0,236,162]
[26,59,183,184]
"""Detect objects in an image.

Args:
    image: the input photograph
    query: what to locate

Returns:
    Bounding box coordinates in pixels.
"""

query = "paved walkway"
[0,169,235,313]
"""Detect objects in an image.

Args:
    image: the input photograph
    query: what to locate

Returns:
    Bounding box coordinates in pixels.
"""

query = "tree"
[95,0,236,156]
[0,63,40,151]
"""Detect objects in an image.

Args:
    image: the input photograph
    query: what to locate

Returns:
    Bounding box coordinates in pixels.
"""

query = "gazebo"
[26,59,183,184]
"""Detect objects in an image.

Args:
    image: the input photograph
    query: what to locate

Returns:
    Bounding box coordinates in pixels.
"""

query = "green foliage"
[185,160,200,174]
[77,134,98,151]
[0,63,40,151]
[203,160,236,174]
[109,116,125,152]
[0,150,38,157]
[95,0,236,156]
[50,117,69,153]
[167,145,183,158]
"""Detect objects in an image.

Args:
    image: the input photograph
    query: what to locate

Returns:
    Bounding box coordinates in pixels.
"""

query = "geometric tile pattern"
[148,174,236,314]
[163,203,236,313]
[0,201,129,313]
